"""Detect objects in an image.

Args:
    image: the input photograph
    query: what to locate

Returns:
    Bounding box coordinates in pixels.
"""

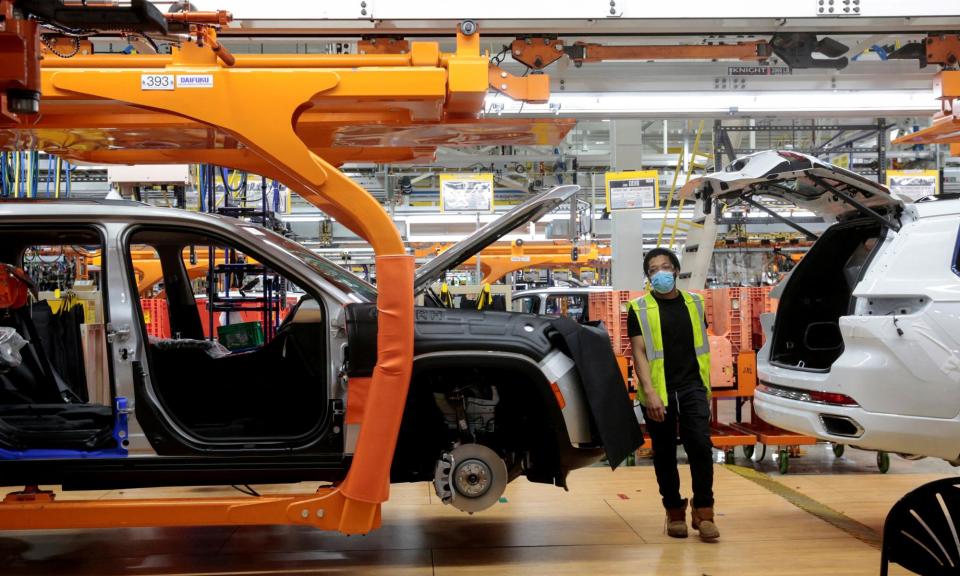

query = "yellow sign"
[887,170,939,201]
[833,154,850,170]
[439,173,495,212]
[604,170,659,211]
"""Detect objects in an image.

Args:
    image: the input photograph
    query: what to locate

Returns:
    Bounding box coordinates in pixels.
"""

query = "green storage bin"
[217,321,264,350]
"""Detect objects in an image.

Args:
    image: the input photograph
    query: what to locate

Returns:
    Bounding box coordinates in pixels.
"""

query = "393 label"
[140,74,175,91]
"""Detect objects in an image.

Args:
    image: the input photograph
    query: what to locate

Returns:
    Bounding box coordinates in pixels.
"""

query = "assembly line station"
[1,1,960,575]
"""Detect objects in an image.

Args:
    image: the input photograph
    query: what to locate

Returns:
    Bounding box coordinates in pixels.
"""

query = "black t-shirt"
[628,294,706,390]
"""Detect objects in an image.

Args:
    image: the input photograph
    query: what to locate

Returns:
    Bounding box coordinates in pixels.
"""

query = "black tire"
[877,451,890,474]
[742,444,755,459]
[724,449,735,464]
[778,449,789,474]
[756,443,767,462]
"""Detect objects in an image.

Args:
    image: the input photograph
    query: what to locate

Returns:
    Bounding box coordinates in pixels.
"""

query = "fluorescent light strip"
[486,90,939,117]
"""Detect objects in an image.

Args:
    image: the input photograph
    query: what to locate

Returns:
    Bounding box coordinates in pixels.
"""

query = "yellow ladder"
[656,120,713,249]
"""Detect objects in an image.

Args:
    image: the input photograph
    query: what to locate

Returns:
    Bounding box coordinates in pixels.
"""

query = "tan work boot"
[691,507,720,541]
[664,499,688,538]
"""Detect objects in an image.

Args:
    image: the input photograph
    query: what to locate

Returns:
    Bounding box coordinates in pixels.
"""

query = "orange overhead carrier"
[0,12,556,534]
[892,36,960,155]
[893,70,960,156]
[413,240,608,284]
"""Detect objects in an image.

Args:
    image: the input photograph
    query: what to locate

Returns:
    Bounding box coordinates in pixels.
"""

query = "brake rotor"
[433,443,508,514]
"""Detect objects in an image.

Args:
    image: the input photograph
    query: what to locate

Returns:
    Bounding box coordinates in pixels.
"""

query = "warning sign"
[605,170,659,211]
[887,170,939,202]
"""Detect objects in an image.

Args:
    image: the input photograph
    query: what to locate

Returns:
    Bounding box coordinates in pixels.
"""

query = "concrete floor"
[0,444,954,575]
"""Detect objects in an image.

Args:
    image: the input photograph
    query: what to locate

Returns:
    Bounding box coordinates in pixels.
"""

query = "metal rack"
[202,169,286,346]
[206,262,283,345]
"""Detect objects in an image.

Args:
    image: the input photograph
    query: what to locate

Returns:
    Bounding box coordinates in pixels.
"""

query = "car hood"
[414,184,580,294]
[680,150,905,224]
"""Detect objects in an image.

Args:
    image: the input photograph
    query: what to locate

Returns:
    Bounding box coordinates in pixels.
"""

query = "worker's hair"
[643,247,681,277]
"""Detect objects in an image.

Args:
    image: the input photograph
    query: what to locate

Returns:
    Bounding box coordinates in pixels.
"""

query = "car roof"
[912,194,960,219]
[0,198,270,233]
[0,199,241,226]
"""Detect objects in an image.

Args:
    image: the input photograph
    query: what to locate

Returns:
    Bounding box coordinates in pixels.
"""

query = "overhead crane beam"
[208,1,960,36]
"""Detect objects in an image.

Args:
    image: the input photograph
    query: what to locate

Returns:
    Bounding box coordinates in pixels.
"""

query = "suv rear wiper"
[808,175,902,232]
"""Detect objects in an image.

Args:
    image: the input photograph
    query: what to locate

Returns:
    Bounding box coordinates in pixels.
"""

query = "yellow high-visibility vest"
[627,291,711,406]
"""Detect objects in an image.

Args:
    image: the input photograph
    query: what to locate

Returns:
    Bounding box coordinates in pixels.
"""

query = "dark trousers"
[642,382,715,510]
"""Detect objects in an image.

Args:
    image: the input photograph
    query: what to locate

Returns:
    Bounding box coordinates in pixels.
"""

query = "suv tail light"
[757,382,859,407]
[808,390,859,407]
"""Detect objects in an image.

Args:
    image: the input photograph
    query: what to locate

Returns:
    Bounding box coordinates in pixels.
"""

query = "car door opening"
[127,229,329,446]
[0,227,117,454]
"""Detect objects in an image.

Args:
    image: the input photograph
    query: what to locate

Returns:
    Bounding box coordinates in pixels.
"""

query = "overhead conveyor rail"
[206,1,960,36]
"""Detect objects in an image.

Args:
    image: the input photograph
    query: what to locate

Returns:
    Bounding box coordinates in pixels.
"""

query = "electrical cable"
[490,44,510,66]
[219,167,247,195]
[231,484,261,497]
[136,32,160,54]
[41,34,81,58]
[30,151,39,199]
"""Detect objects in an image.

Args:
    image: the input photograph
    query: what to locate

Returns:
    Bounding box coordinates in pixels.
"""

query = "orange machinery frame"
[0,13,554,534]
[891,36,960,153]
[415,240,609,284]
[893,69,960,155]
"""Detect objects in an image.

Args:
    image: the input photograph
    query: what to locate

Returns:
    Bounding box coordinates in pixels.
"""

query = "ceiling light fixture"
[485,90,939,118]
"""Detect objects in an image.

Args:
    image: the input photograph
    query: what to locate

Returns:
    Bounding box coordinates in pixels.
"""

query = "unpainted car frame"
[0,186,639,517]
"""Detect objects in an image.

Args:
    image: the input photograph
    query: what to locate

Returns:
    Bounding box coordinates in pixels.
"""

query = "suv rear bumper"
[754,388,960,461]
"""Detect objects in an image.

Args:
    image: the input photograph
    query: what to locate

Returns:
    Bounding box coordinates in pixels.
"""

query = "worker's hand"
[644,394,666,423]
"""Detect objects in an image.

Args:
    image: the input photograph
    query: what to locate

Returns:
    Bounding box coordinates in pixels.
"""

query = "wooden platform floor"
[0,451,954,575]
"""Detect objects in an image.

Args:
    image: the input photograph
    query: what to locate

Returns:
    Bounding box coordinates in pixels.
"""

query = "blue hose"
[19,151,27,198]
[199,164,207,211]
[0,152,8,197]
[46,154,54,197]
[31,151,39,198]
[64,161,72,198]
[219,166,247,194]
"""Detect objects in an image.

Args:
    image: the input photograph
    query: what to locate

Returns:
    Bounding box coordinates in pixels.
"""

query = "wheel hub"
[433,443,508,513]
[454,459,492,498]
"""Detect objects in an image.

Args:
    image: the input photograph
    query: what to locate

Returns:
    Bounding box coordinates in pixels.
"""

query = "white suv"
[688,150,960,464]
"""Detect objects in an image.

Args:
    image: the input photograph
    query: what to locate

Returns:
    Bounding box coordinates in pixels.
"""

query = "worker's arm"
[631,334,665,422]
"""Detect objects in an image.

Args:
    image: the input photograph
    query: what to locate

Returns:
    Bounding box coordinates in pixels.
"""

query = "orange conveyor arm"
[0,22,508,535]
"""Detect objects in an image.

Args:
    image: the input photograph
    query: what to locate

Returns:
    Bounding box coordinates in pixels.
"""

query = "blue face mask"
[650,270,676,294]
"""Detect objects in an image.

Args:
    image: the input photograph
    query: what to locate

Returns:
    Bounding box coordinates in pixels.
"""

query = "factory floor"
[0,445,954,575]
